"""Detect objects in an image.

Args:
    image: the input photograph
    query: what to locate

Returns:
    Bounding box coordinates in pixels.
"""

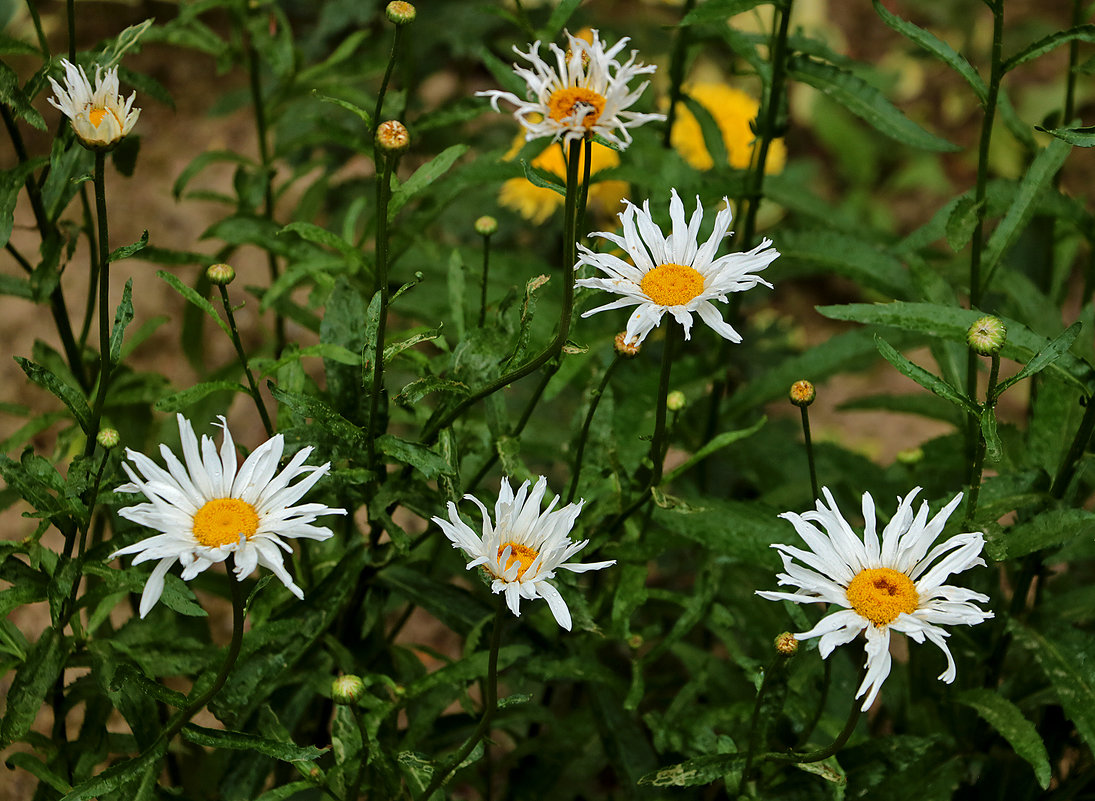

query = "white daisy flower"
[476,29,664,149]
[575,189,779,347]
[112,414,346,618]
[47,58,140,149]
[432,476,615,630]
[757,487,994,711]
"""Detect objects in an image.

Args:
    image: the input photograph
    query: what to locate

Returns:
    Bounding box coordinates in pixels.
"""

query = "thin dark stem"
[567,357,621,503]
[419,597,505,800]
[1063,0,1082,126]
[478,232,492,328]
[66,0,76,63]
[373,26,404,131]
[422,139,585,444]
[25,0,49,55]
[740,655,786,790]
[346,705,370,801]
[649,326,681,487]
[1050,395,1095,500]
[6,242,32,272]
[799,405,819,501]
[763,663,865,765]
[661,0,698,149]
[965,354,1000,525]
[797,658,831,748]
[78,186,100,349]
[83,152,111,459]
[217,285,274,437]
[368,155,397,473]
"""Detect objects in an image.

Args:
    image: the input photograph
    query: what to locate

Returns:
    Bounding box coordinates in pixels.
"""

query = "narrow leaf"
[312,90,372,129]
[957,690,1050,788]
[14,357,92,432]
[519,158,566,197]
[0,628,67,747]
[681,0,767,25]
[874,336,979,415]
[181,724,326,762]
[945,196,983,252]
[156,270,231,337]
[108,229,149,262]
[638,754,745,787]
[1004,25,1095,72]
[109,279,135,365]
[1036,125,1095,147]
[389,144,469,220]
[995,322,1082,396]
[376,435,453,479]
[153,380,247,412]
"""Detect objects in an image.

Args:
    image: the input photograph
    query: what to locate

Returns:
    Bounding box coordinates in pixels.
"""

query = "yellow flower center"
[89,108,107,128]
[845,567,919,626]
[547,87,606,129]
[640,263,705,306]
[497,541,539,580]
[192,498,259,548]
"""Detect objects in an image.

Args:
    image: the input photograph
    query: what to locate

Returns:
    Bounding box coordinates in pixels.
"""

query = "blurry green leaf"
[1,159,46,248]
[540,0,582,39]
[654,498,784,566]
[0,61,46,130]
[172,150,253,199]
[788,55,959,151]
[378,565,491,635]
[14,357,91,432]
[0,628,67,747]
[313,90,373,129]
[998,508,1095,560]
[638,753,744,787]
[874,336,979,415]
[981,138,1071,289]
[61,741,168,801]
[156,270,231,338]
[957,689,1050,789]
[252,780,314,801]
[100,18,154,67]
[1010,621,1095,751]
[681,94,728,168]
[4,752,72,793]
[996,323,1082,396]
[979,410,1002,462]
[111,133,141,177]
[1037,125,1095,147]
[377,435,453,478]
[774,230,913,298]
[448,247,466,340]
[153,380,247,412]
[945,196,983,252]
[664,417,766,483]
[818,303,1095,395]
[1004,24,1095,72]
[268,385,369,449]
[389,144,469,220]
[109,279,134,365]
[872,0,986,101]
[519,158,565,197]
[838,392,961,424]
[182,725,326,762]
[394,376,468,408]
[681,0,766,25]
[280,222,364,269]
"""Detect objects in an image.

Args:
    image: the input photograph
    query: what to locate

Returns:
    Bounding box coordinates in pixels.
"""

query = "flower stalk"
[567,356,622,504]
[367,145,399,473]
[215,281,275,438]
[83,151,112,459]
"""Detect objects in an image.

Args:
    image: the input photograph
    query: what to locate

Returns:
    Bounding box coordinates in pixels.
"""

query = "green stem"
[422,139,585,444]
[965,354,1000,525]
[649,325,681,487]
[419,597,505,800]
[661,0,698,149]
[1050,394,1095,500]
[478,231,492,328]
[762,663,865,765]
[567,357,621,503]
[740,655,787,791]
[217,285,274,437]
[346,705,370,801]
[368,154,397,473]
[374,25,404,131]
[799,405,819,501]
[83,152,111,459]
[797,659,831,748]
[25,0,49,56]
[66,0,76,62]
[77,185,100,350]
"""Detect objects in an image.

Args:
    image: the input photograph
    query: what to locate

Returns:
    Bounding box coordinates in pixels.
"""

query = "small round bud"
[967,315,1007,356]
[895,447,924,466]
[614,332,641,358]
[385,1,416,25]
[474,215,498,236]
[789,379,815,407]
[206,263,236,286]
[392,684,407,698]
[376,120,410,154]
[774,632,799,656]
[666,390,686,412]
[331,674,366,705]
[96,428,120,450]
[628,634,644,650]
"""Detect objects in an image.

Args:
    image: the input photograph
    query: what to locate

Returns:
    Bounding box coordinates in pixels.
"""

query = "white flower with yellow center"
[47,59,140,149]
[575,189,778,347]
[477,29,664,149]
[432,476,615,630]
[757,487,993,711]
[112,414,346,617]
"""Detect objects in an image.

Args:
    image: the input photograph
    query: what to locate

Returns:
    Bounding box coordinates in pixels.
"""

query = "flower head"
[669,83,786,172]
[477,29,663,149]
[500,135,627,224]
[967,315,1007,356]
[47,59,140,149]
[757,487,993,710]
[575,189,779,347]
[112,414,346,617]
[432,476,614,630]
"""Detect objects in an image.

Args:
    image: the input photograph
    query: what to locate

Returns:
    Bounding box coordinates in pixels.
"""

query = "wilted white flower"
[112,414,346,617]
[477,29,663,149]
[432,476,614,630]
[757,487,994,711]
[47,58,140,149]
[575,189,779,347]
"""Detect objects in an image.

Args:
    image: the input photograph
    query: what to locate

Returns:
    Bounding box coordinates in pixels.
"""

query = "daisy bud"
[774,631,799,657]
[896,447,924,466]
[666,390,686,412]
[628,634,644,650]
[96,428,120,450]
[376,120,410,154]
[474,215,498,236]
[614,332,641,358]
[331,674,366,705]
[206,263,236,286]
[967,315,1006,356]
[385,1,416,25]
[789,379,815,407]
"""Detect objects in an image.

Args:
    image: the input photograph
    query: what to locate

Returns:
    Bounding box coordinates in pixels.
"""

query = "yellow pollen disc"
[547,87,606,128]
[497,541,539,580]
[192,498,259,548]
[640,263,705,306]
[845,567,919,626]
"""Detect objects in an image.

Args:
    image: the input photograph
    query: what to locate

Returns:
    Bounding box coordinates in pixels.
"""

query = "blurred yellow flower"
[499,133,628,225]
[669,83,786,173]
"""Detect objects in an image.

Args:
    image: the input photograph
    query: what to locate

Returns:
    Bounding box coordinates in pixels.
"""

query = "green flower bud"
[206,263,236,286]
[967,315,1007,356]
[376,120,410,154]
[474,215,498,236]
[385,1,416,25]
[774,631,799,656]
[96,428,120,449]
[331,674,366,705]
[666,390,686,412]
[789,379,815,407]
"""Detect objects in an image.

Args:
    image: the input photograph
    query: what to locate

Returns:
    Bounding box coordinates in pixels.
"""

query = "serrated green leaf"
[182,724,326,762]
[108,229,149,262]
[389,144,469,220]
[680,0,766,25]
[1036,125,1095,147]
[664,417,766,483]
[874,336,979,415]
[394,376,469,408]
[4,752,72,793]
[376,434,453,478]
[0,628,67,747]
[872,0,986,101]
[153,380,247,412]
[109,279,134,365]
[312,90,373,129]
[14,357,92,432]
[1000,508,1095,559]
[945,195,983,252]
[279,221,364,269]
[788,55,959,151]
[774,230,914,298]
[638,753,744,787]
[61,740,168,801]
[268,385,369,449]
[1004,24,1095,72]
[99,18,154,68]
[996,322,1082,397]
[519,158,566,197]
[0,62,46,130]
[156,270,231,338]
[980,409,1002,462]
[957,689,1050,789]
